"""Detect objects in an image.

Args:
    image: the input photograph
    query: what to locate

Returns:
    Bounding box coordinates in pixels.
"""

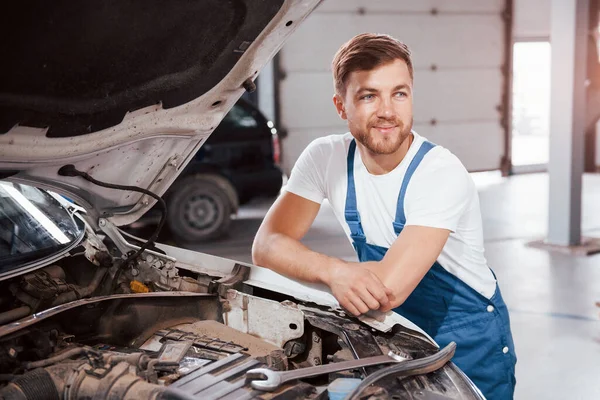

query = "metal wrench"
[246,350,408,391]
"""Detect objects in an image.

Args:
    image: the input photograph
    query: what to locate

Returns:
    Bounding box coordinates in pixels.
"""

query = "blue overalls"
[344,139,516,399]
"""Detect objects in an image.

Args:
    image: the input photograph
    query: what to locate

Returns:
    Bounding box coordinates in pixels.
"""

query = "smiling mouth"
[372,126,397,133]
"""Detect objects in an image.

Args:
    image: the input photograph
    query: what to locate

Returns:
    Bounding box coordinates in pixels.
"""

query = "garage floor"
[189,172,600,400]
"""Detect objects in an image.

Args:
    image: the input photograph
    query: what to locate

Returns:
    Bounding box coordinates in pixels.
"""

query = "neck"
[357,133,414,175]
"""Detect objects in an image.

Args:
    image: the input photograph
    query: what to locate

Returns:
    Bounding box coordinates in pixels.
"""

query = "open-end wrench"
[246,350,408,391]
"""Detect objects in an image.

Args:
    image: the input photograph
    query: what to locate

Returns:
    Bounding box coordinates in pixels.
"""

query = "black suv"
[139,98,283,243]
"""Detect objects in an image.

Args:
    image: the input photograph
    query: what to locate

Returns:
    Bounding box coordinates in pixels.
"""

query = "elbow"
[251,238,263,267]
[251,247,265,268]
[377,264,415,310]
[252,227,287,269]
[389,291,410,309]
[381,276,411,309]
[251,230,269,267]
[389,283,420,309]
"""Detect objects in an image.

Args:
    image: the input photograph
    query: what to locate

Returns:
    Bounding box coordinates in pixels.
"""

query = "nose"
[376,97,394,119]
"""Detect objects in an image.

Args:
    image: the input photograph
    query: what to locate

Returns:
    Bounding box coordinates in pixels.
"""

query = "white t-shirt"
[285,131,497,299]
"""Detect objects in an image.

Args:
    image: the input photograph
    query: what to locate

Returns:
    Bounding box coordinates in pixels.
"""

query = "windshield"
[0,182,83,274]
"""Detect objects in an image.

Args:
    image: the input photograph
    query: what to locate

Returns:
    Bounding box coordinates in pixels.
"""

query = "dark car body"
[143,98,283,243]
[186,97,283,205]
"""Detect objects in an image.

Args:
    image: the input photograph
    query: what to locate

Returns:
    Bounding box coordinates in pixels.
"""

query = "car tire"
[166,174,237,243]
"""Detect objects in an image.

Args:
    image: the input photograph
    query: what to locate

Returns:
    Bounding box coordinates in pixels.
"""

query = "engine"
[0,321,286,400]
[0,222,482,400]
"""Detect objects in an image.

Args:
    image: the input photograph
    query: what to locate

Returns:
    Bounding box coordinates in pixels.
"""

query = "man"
[252,33,516,399]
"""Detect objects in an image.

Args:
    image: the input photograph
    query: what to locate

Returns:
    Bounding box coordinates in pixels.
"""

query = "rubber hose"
[0,368,59,400]
[0,306,31,325]
[50,267,107,306]
[0,384,26,400]
[23,347,90,370]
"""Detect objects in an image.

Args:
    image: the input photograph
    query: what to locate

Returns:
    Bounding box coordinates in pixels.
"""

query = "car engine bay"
[0,211,482,400]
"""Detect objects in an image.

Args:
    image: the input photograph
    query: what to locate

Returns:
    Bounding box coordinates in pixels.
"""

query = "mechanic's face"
[334,59,413,155]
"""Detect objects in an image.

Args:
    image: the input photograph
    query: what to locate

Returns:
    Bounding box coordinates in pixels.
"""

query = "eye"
[360,94,374,100]
[395,91,408,98]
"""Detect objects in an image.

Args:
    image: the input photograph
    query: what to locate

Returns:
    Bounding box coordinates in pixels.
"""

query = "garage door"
[277,0,510,174]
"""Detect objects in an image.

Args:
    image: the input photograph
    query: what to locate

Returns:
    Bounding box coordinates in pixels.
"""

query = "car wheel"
[166,174,236,243]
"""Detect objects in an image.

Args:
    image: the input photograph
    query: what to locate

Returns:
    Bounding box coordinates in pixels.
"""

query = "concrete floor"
[188,172,600,400]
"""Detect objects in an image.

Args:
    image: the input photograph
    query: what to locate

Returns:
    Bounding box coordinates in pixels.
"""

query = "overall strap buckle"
[392,221,405,235]
[345,211,366,240]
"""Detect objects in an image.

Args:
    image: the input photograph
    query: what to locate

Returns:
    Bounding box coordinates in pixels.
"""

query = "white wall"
[596,121,600,168]
[513,0,551,40]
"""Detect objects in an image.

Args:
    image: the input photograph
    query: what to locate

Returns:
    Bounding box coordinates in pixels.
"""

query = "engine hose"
[346,342,457,400]
[50,267,107,306]
[22,347,95,370]
[0,368,59,400]
[57,164,167,267]
[0,306,31,325]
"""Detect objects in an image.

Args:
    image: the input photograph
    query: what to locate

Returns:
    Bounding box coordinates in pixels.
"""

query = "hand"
[324,262,394,316]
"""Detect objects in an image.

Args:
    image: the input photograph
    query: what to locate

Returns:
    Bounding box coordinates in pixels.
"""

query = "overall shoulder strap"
[344,139,366,241]
[393,141,436,234]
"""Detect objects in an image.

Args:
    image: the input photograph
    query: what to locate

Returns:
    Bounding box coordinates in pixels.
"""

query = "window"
[221,104,258,129]
[511,41,551,167]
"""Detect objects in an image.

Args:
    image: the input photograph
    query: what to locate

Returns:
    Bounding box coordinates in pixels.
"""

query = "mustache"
[368,117,402,128]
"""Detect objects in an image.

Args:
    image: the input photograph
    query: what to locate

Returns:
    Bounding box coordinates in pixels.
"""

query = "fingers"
[347,282,391,316]
[330,265,395,316]
[340,292,370,316]
[347,293,370,316]
[380,289,398,312]
[358,271,393,310]
[339,296,360,316]
[363,276,391,309]
[357,286,383,310]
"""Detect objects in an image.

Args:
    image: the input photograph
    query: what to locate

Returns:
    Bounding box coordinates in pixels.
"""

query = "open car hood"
[0,0,321,226]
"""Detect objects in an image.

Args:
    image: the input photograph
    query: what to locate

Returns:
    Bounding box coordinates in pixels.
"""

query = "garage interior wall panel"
[278,0,509,174]
[513,0,550,40]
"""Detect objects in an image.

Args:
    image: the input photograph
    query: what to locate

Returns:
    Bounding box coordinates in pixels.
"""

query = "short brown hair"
[331,33,413,96]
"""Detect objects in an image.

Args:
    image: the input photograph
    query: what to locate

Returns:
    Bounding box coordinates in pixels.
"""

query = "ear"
[332,94,347,120]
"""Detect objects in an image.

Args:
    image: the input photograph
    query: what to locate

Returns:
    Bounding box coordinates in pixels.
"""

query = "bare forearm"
[253,231,394,316]
[250,192,390,314]
[252,232,342,285]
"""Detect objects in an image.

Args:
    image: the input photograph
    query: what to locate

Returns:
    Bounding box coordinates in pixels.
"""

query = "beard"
[353,117,413,155]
